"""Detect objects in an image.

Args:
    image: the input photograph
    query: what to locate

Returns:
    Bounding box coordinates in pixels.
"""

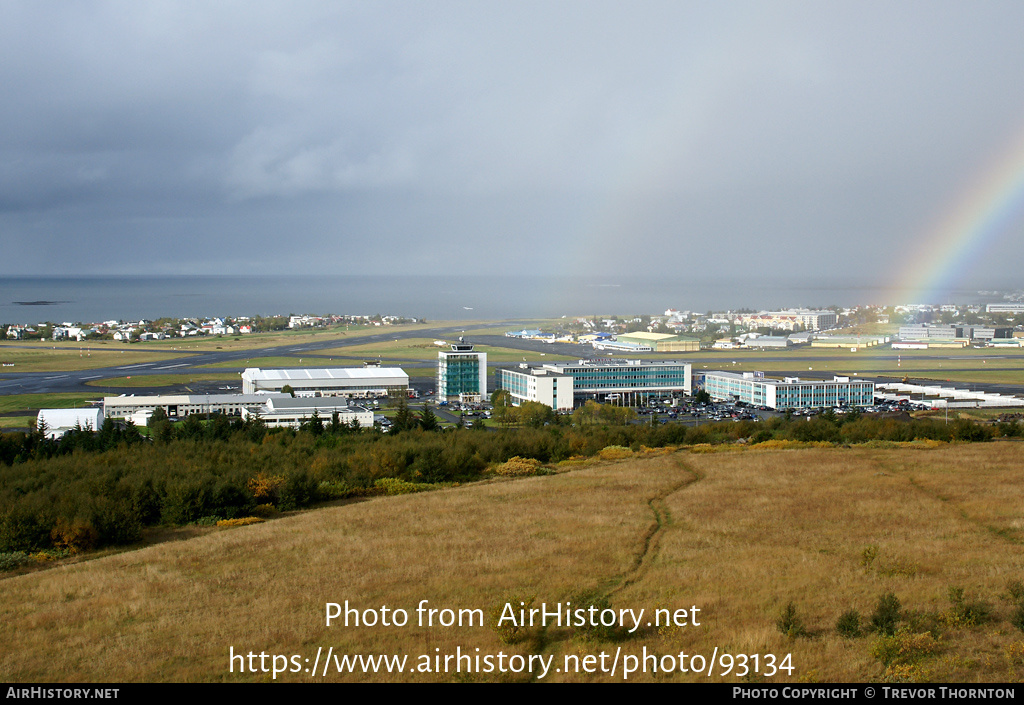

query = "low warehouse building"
[104,393,286,421]
[242,367,409,398]
[613,332,700,352]
[36,408,104,439]
[241,397,375,430]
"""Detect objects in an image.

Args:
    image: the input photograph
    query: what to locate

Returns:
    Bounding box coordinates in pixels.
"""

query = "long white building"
[241,397,375,430]
[241,367,409,398]
[104,393,284,421]
[497,359,691,409]
[36,408,104,439]
[702,371,874,410]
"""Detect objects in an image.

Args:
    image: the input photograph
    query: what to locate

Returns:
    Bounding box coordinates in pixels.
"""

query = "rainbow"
[906,129,1024,303]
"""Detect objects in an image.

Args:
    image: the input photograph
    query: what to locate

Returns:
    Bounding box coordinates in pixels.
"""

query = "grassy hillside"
[3,442,1024,683]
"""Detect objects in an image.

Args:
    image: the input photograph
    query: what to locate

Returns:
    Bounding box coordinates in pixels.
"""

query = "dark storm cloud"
[3,1,1024,285]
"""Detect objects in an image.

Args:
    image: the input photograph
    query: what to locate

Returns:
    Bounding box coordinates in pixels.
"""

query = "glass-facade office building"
[703,371,874,409]
[497,359,692,408]
[438,345,487,400]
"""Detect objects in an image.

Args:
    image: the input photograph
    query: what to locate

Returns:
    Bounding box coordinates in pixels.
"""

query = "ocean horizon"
[0,274,1013,326]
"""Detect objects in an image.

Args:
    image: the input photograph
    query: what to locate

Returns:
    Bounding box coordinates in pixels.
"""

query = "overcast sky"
[3,1,1024,290]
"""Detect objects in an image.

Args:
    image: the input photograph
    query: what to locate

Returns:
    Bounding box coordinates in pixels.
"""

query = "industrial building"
[497,359,691,408]
[875,382,1024,409]
[104,393,285,423]
[986,303,1024,314]
[898,324,1012,342]
[810,335,888,350]
[104,393,268,420]
[240,397,374,430]
[611,332,700,352]
[36,408,105,439]
[437,344,487,401]
[702,371,874,410]
[743,335,792,349]
[241,367,409,398]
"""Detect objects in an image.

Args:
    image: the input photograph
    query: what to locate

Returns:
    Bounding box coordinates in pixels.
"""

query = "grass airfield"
[3,442,1024,683]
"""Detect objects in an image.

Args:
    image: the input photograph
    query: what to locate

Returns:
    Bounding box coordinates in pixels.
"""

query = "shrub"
[216,517,265,527]
[490,594,535,645]
[871,627,939,668]
[50,518,98,554]
[861,545,879,572]
[247,472,286,503]
[776,601,807,638]
[870,592,902,636]
[492,456,543,477]
[1011,605,1024,634]
[944,586,991,627]
[572,594,622,642]
[836,609,862,638]
[373,477,432,495]
[598,445,633,460]
[1006,579,1024,606]
[0,551,32,571]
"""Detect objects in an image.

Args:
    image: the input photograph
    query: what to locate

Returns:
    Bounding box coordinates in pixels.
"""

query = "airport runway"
[1,325,1022,400]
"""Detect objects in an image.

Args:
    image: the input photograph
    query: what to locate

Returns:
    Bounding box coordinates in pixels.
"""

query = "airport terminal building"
[702,371,874,410]
[497,359,692,409]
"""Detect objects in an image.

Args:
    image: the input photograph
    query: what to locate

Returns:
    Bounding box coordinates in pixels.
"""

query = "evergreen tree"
[419,403,439,431]
[392,397,413,433]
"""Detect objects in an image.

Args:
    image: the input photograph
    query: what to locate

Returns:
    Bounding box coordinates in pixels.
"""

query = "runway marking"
[117,363,155,370]
[81,375,102,380]
[155,363,191,369]
[44,375,69,380]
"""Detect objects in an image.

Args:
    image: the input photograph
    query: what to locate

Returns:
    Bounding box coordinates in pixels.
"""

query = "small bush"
[861,545,879,572]
[870,592,902,636]
[252,504,280,518]
[836,609,862,638]
[492,456,543,477]
[247,472,286,502]
[490,594,535,645]
[1004,640,1024,667]
[1006,579,1024,606]
[572,594,622,642]
[318,480,364,500]
[1011,605,1024,634]
[776,601,807,638]
[216,517,265,527]
[871,627,939,668]
[50,518,98,554]
[373,477,432,495]
[30,548,72,562]
[194,516,223,526]
[944,586,991,628]
[598,445,633,460]
[0,551,32,571]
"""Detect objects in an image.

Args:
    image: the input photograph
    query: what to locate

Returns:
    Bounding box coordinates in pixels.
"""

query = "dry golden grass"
[2,443,1024,683]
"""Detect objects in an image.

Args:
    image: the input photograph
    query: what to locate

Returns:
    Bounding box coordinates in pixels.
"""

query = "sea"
[0,275,1012,326]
